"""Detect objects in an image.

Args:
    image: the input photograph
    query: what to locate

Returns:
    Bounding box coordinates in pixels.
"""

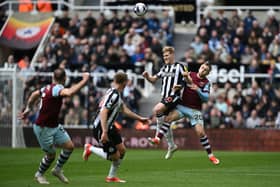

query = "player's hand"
[183,72,193,84]
[173,84,182,92]
[189,84,199,91]
[142,71,149,78]
[18,107,30,120]
[101,132,109,144]
[139,117,150,124]
[82,72,90,81]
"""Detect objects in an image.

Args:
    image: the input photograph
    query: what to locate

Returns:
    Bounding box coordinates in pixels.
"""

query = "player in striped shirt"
[142,46,186,159]
[83,72,149,183]
[164,61,220,165]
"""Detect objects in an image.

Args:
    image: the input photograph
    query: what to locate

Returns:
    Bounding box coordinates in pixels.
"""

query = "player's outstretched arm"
[60,72,90,97]
[122,104,150,124]
[142,71,158,84]
[19,90,40,119]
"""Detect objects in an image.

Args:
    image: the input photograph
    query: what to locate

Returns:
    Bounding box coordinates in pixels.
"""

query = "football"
[134,2,148,16]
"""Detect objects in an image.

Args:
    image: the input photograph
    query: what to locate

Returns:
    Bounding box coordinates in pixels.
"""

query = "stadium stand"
[0,1,280,131]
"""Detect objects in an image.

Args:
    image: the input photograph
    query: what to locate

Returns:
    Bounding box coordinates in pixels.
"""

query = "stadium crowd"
[1,8,280,129]
[0,9,173,127]
[176,9,280,129]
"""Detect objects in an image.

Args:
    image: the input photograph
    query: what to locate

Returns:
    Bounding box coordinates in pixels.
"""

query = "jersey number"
[193,114,203,120]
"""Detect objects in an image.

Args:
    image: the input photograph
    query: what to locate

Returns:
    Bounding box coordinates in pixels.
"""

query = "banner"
[20,127,280,151]
[0,16,53,50]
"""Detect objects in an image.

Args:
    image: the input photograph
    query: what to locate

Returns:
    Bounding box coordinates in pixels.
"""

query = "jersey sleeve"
[39,86,45,96]
[197,82,210,102]
[178,63,187,86]
[103,91,119,110]
[156,66,164,78]
[52,84,64,97]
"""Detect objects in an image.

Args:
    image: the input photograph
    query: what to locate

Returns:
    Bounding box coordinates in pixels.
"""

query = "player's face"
[198,64,210,78]
[120,80,128,91]
[163,51,174,64]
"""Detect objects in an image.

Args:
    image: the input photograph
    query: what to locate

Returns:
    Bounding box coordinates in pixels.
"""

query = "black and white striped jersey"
[156,62,186,98]
[93,88,123,129]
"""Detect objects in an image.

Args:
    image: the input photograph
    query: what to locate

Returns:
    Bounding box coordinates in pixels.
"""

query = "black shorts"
[92,124,122,155]
[161,95,180,115]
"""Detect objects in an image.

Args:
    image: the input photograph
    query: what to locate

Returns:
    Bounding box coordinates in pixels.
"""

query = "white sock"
[90,146,107,159]
[108,159,122,178]
[156,115,165,136]
[165,127,175,148]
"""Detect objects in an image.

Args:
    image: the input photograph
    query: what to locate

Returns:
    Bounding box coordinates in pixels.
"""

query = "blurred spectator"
[268,35,280,58]
[179,48,196,64]
[264,109,276,128]
[245,109,262,128]
[147,10,160,32]
[0,7,7,29]
[3,55,16,68]
[243,10,256,33]
[215,93,228,114]
[64,108,79,125]
[208,30,221,53]
[143,47,160,73]
[123,79,142,113]
[231,111,245,128]
[209,107,223,128]
[241,46,254,65]
[275,111,280,129]
[18,0,33,12]
[227,9,242,34]
[37,0,53,12]
[190,35,204,57]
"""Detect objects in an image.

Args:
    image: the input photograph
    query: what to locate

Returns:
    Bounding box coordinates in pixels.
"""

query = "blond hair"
[162,46,175,54]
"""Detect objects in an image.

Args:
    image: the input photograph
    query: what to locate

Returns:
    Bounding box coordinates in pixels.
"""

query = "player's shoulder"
[107,88,120,97]
[175,61,188,66]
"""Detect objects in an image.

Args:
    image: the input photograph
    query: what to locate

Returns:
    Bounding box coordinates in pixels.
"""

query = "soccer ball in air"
[134,2,148,16]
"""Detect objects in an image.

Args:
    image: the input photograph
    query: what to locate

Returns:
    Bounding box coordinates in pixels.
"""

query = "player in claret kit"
[153,61,220,165]
[20,68,90,184]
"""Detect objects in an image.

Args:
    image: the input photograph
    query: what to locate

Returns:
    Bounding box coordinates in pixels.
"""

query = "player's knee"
[64,140,74,151]
[196,130,205,138]
[119,147,126,157]
[164,116,172,123]
[110,152,120,161]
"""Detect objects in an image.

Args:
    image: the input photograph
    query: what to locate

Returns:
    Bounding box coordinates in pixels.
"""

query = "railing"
[0,0,174,16]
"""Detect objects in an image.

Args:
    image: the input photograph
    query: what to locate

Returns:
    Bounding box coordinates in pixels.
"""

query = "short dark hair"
[204,61,212,72]
[114,72,128,84]
[53,68,66,83]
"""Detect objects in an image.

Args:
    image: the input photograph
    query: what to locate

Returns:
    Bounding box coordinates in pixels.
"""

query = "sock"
[55,149,73,170]
[157,122,171,139]
[156,114,164,137]
[90,145,107,159]
[37,155,54,175]
[200,136,213,157]
[108,159,122,178]
[165,127,175,148]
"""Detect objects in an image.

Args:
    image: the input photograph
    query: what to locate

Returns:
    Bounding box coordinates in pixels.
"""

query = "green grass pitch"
[0,148,279,187]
